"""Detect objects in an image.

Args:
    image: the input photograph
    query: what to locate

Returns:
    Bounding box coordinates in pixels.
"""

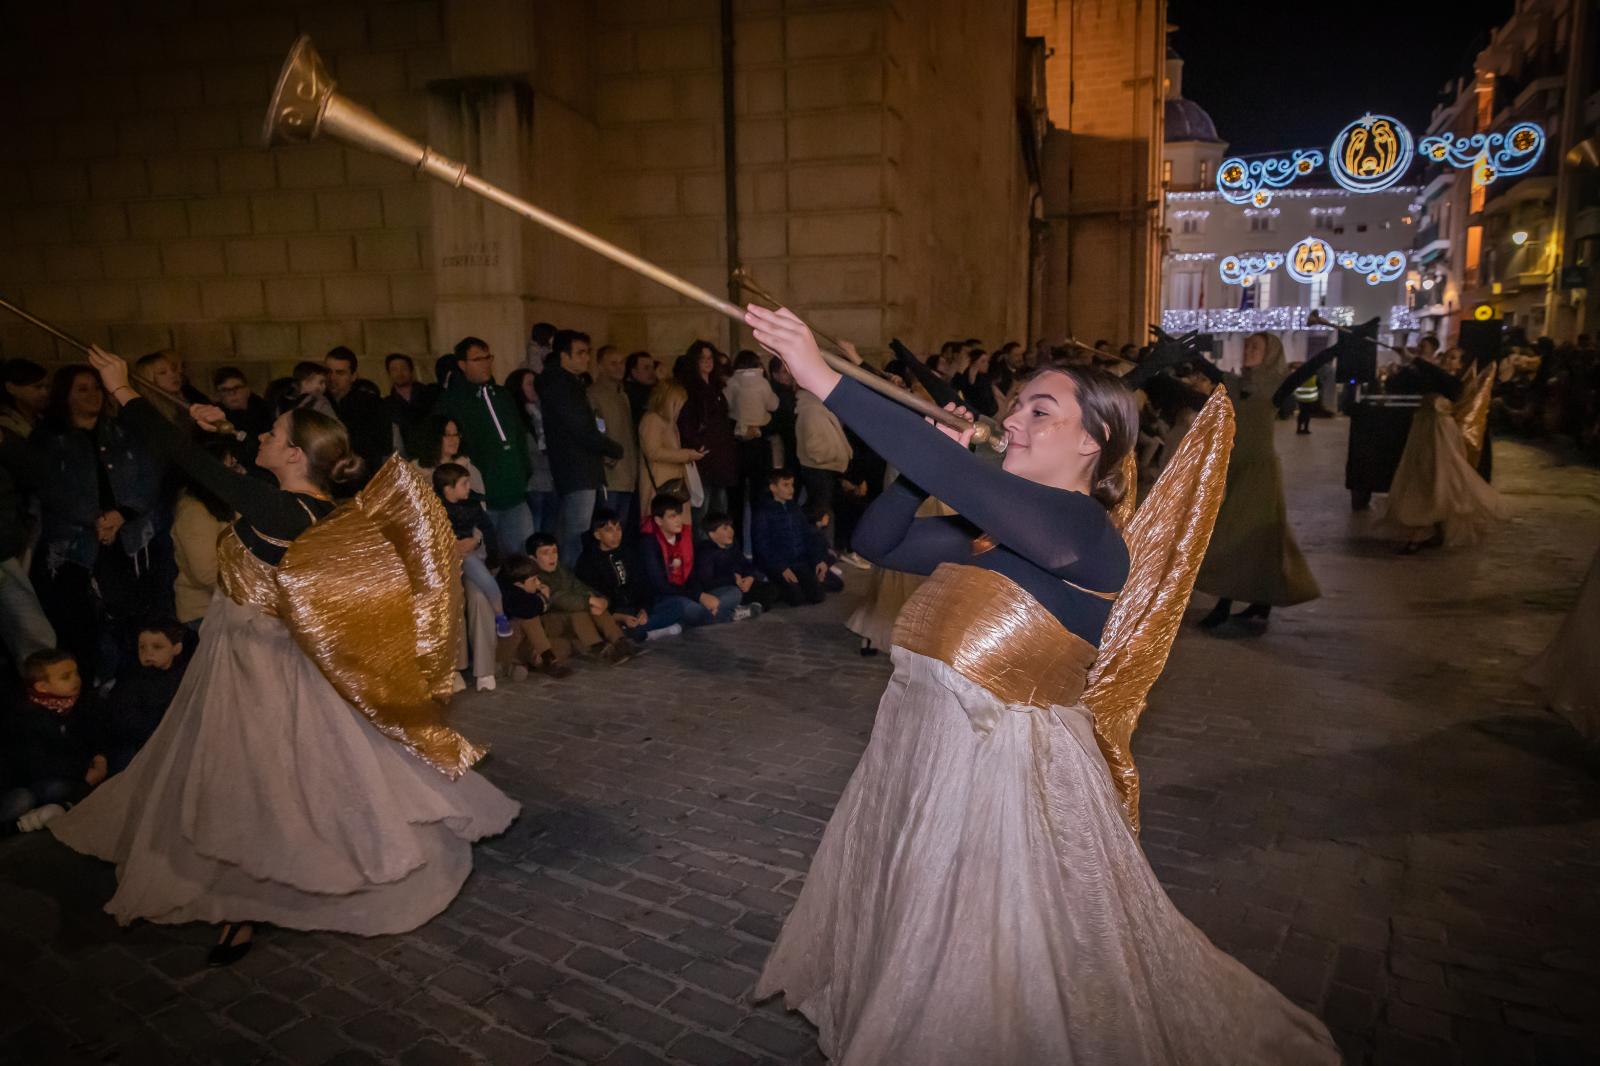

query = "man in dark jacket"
[751,470,826,606]
[432,336,534,556]
[383,353,439,459]
[538,330,623,563]
[324,347,393,476]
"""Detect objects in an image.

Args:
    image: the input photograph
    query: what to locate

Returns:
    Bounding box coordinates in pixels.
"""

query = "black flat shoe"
[859,640,879,657]
[1235,603,1272,621]
[1198,600,1233,629]
[208,923,253,968]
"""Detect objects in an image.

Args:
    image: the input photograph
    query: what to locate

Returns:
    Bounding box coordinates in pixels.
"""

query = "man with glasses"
[211,367,273,465]
[432,337,534,557]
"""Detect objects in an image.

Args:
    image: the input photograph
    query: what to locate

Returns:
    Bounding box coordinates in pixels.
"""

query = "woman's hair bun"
[329,454,366,485]
[1092,465,1128,511]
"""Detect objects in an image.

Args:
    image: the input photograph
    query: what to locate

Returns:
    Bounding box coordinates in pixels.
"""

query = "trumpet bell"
[263,35,334,146]
[1305,309,1331,328]
[263,35,462,184]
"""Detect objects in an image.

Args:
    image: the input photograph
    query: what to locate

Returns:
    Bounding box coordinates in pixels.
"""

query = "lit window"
[1249,215,1273,233]
[1257,272,1274,309]
[1309,271,1329,307]
[1162,159,1173,185]
[1199,160,1211,187]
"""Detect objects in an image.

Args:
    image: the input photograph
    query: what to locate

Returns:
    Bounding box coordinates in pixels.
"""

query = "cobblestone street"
[2,421,1597,1066]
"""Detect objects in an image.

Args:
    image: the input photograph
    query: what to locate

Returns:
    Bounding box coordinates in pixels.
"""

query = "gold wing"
[273,458,481,778]
[1081,388,1235,832]
[1108,448,1139,530]
[1453,366,1493,470]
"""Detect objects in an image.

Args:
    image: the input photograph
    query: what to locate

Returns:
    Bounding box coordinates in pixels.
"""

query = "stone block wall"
[593,0,1032,360]
[0,0,1079,388]
[1028,0,1166,348]
[0,0,445,387]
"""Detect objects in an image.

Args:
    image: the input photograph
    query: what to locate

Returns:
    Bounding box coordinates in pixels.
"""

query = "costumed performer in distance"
[48,347,518,966]
[1379,344,1505,553]
[1192,331,1320,631]
[745,306,1338,1065]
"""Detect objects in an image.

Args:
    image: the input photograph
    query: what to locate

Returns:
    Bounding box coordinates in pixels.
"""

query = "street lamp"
[1511,230,1529,245]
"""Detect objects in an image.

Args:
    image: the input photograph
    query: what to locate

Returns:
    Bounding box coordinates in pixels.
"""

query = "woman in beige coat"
[637,381,706,506]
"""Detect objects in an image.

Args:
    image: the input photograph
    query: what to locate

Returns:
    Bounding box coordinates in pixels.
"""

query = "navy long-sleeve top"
[120,399,334,566]
[826,376,1128,645]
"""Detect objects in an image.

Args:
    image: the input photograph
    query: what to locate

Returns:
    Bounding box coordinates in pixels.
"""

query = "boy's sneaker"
[450,672,467,694]
[747,602,764,617]
[839,551,871,570]
[645,623,684,641]
[475,674,496,692]
[732,605,754,622]
[509,664,530,682]
[494,613,513,638]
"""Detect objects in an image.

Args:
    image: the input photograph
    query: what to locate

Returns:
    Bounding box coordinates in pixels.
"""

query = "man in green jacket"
[433,336,534,555]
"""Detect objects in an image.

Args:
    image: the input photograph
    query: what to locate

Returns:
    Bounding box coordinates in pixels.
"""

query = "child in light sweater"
[723,350,779,439]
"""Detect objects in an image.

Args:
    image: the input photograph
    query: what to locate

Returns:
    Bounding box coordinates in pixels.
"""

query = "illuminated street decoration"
[1418,122,1545,187]
[1218,252,1282,286]
[1473,303,1495,321]
[1337,249,1407,286]
[1216,149,1324,207]
[1285,236,1333,283]
[1389,305,1420,332]
[1162,306,1354,334]
[1328,114,1414,193]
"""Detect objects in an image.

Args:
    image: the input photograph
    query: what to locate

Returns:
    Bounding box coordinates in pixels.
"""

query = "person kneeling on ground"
[495,554,574,680]
[640,494,746,628]
[526,533,639,663]
[575,508,684,642]
[98,620,188,774]
[752,471,827,606]
[1,650,107,836]
[695,511,776,615]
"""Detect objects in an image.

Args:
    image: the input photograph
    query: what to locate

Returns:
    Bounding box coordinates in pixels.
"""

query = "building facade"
[0,0,1170,385]
[1157,51,1417,368]
[1028,0,1168,349]
[1410,0,1598,346]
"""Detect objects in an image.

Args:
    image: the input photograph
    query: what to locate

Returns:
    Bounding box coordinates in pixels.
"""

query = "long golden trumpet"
[264,36,993,449]
[0,295,236,435]
[1306,309,1409,357]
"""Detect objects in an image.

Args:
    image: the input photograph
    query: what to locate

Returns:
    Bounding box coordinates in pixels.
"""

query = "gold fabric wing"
[1108,449,1139,530]
[1453,366,1493,470]
[1082,388,1235,832]
[219,457,481,779]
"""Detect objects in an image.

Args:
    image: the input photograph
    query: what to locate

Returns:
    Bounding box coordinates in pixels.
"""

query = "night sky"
[1169,0,1517,157]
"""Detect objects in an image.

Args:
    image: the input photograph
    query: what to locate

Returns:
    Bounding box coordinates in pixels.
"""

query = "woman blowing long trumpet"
[48,347,518,967]
[745,305,1337,1065]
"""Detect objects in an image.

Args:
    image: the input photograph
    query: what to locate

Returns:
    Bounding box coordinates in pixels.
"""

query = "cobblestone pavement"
[2,421,1598,1066]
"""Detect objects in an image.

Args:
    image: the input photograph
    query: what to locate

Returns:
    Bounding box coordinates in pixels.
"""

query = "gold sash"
[217,458,481,778]
[894,564,1097,712]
